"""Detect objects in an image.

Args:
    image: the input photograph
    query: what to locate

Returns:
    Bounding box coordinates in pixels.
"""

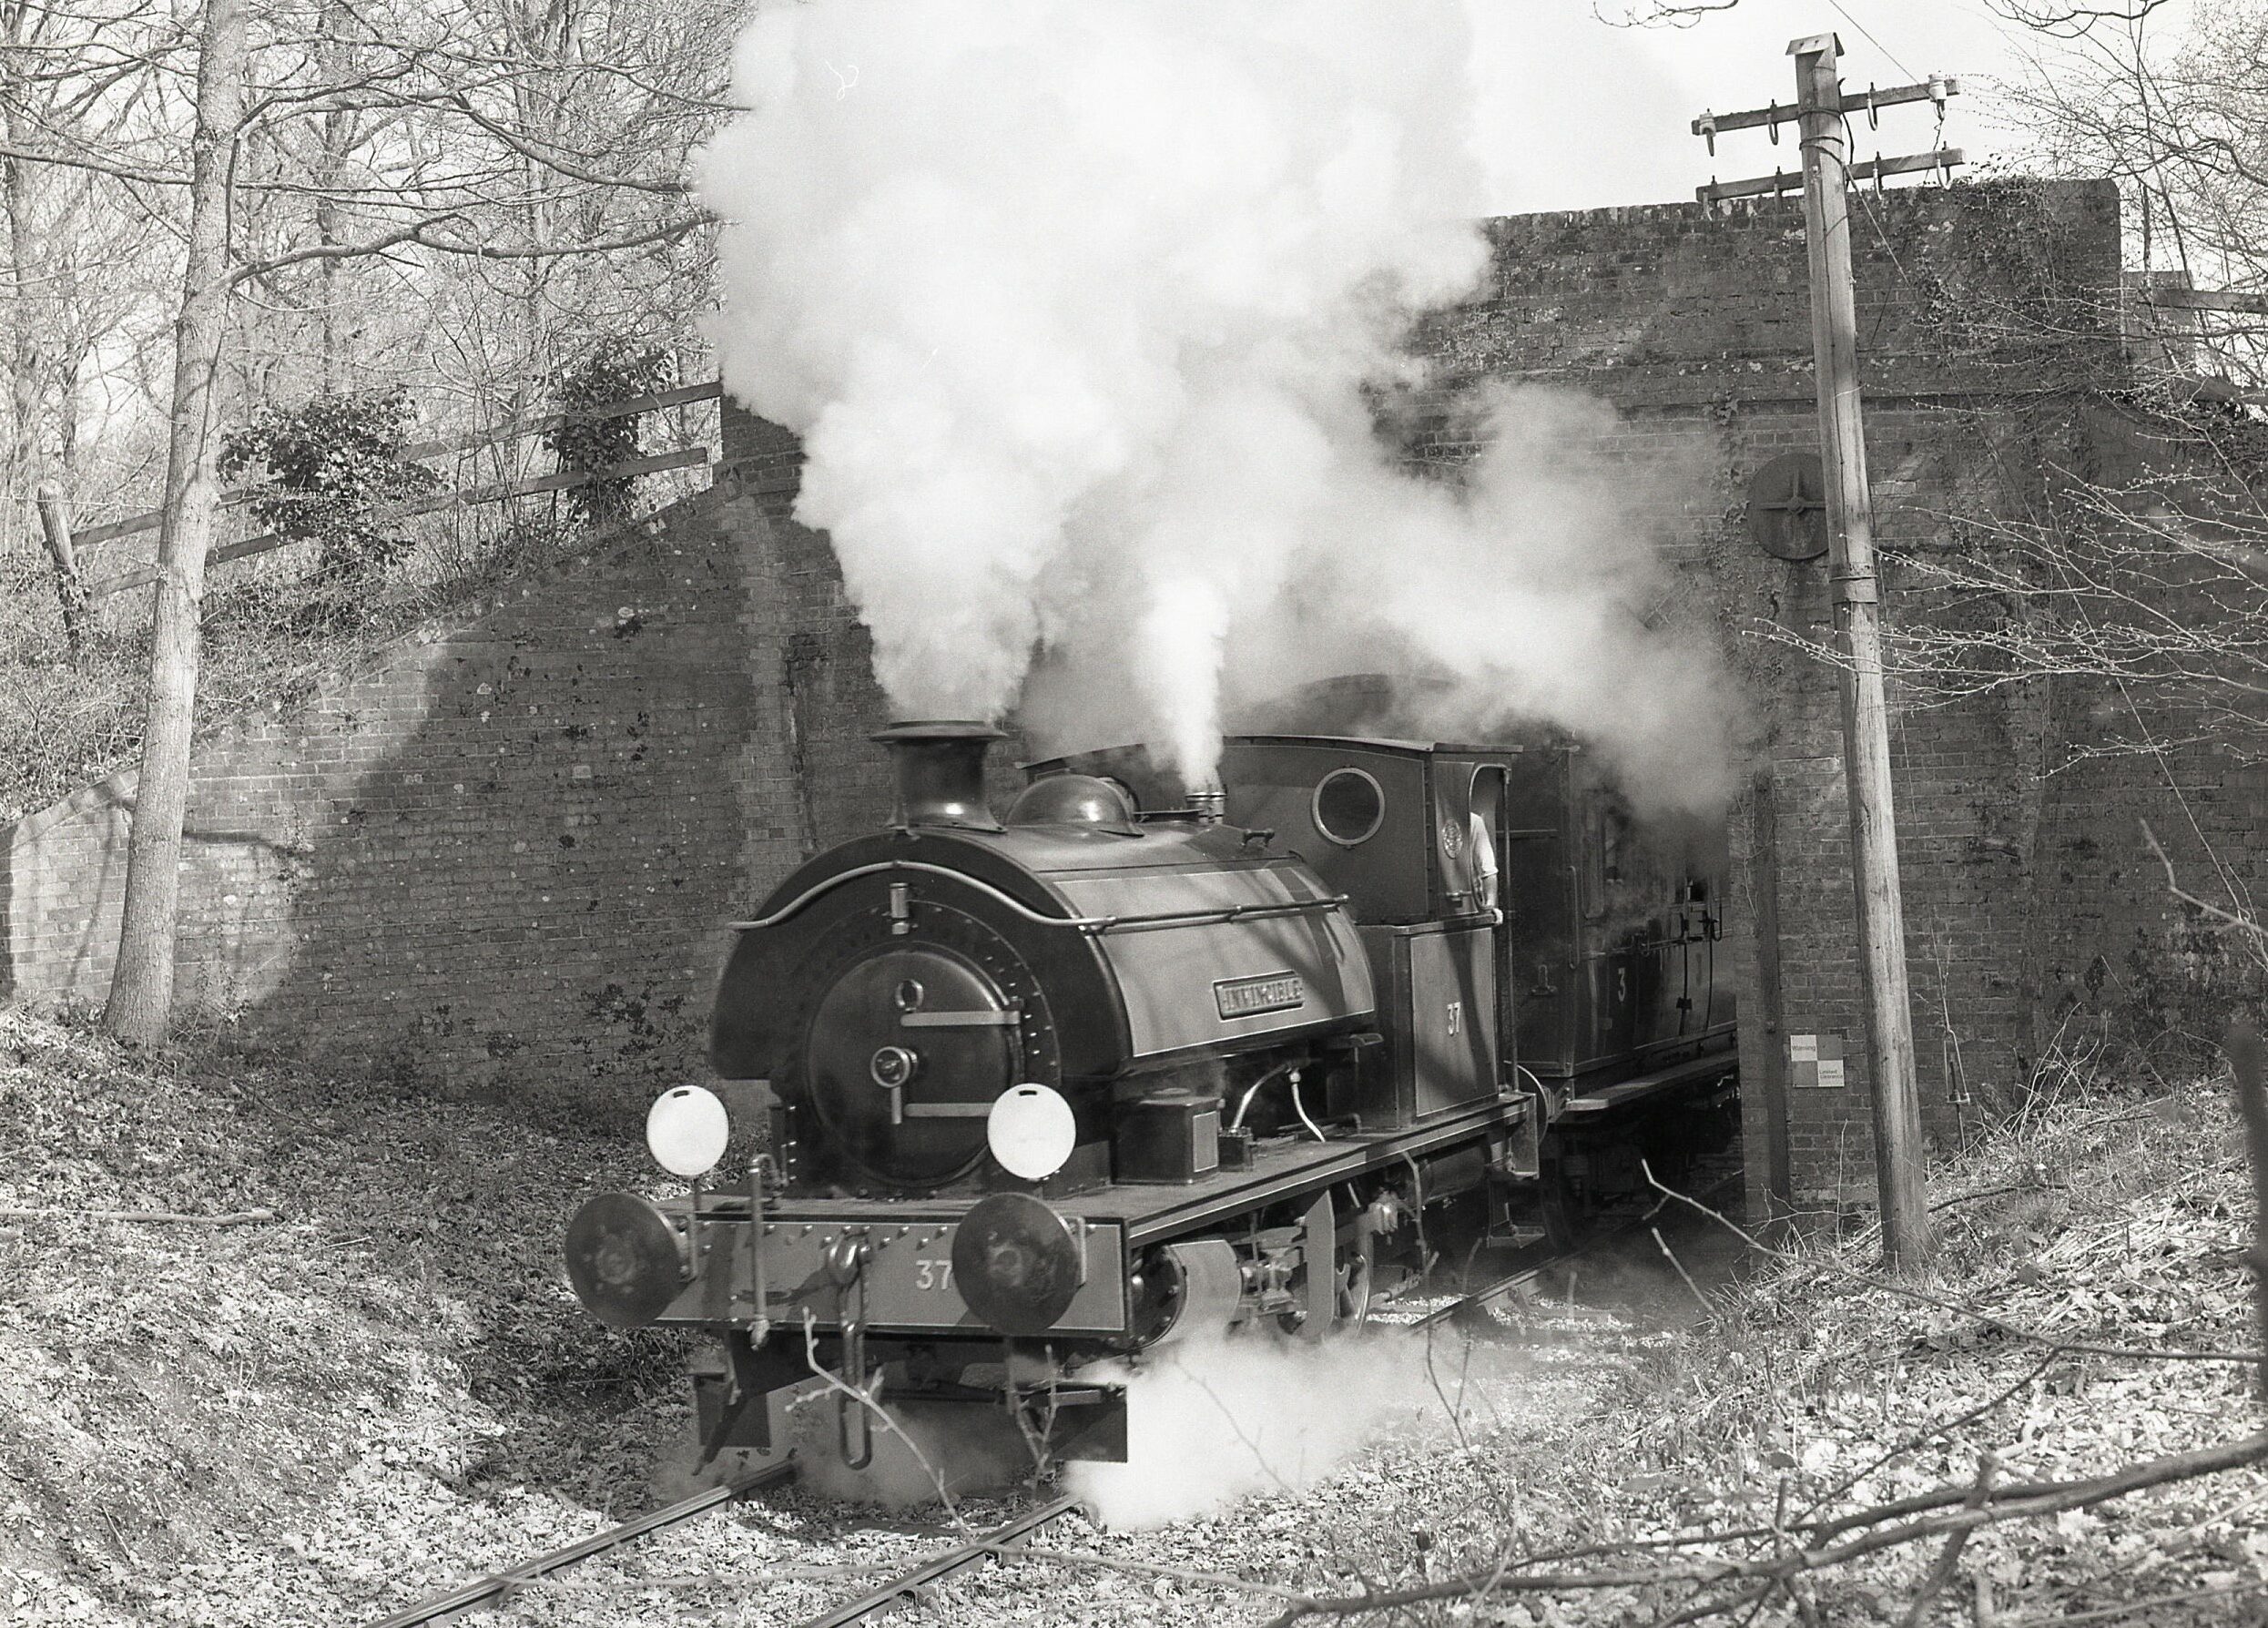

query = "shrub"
[219,386,442,621]
[544,343,674,526]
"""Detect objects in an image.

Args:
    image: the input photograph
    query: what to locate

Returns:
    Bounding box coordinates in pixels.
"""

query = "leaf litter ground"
[0,1004,2260,1625]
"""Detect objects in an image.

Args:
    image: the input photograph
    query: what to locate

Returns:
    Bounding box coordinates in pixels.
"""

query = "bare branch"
[1253,1429,2268,1623]
[415,213,708,261]
[2141,820,2266,939]
[436,90,691,195]
[228,211,466,280]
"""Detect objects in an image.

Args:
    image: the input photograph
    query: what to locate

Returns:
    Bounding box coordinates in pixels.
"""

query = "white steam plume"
[701,0,1736,809]
[1065,1331,1440,1529]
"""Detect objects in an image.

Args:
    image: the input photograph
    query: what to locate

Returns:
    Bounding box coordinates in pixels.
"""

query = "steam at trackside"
[697,0,1735,809]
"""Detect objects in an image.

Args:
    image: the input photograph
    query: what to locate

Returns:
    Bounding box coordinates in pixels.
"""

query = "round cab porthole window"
[1313,767,1386,847]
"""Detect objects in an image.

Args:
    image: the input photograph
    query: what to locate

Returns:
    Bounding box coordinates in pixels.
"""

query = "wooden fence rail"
[69,380,724,553]
[84,445,712,600]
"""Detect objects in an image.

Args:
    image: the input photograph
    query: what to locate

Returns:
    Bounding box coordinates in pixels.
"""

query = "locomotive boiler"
[564,719,1737,1481]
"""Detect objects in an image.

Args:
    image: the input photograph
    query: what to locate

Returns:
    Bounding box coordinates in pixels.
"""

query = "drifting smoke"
[1066,1330,1445,1528]
[700,0,1736,809]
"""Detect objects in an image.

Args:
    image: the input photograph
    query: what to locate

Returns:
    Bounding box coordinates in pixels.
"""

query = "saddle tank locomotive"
[564,719,1737,1481]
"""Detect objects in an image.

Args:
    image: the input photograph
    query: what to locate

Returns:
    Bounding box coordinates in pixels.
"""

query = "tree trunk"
[102,0,250,1047]
[314,0,351,392]
[2,2,47,512]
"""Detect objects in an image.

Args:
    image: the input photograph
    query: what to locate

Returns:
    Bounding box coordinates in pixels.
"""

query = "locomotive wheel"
[1337,1254,1373,1329]
[1275,1192,1384,1338]
[1274,1255,1374,1338]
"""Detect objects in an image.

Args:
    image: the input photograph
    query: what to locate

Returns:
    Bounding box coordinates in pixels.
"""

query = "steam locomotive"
[564,719,1737,1484]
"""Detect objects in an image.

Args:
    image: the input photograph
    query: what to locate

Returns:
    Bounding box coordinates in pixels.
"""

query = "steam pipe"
[728,860,1347,936]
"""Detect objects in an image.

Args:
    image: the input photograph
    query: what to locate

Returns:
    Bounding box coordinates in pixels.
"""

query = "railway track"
[362,1462,1075,1628]
[798,1494,1082,1628]
[365,1460,798,1628]
[1405,1257,1561,1333]
[1398,1162,1748,1338]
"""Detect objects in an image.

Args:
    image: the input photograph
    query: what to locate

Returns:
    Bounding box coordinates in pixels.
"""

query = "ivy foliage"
[219,387,441,598]
[544,343,674,526]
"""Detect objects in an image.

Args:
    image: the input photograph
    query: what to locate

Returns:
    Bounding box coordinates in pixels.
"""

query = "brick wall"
[2023,399,2266,1073]
[1414,180,2153,1218]
[0,419,892,1116]
[3,495,748,1104]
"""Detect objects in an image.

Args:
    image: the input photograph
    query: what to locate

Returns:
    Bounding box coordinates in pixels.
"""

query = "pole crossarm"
[1692,76,1960,146]
[1700,149,1964,207]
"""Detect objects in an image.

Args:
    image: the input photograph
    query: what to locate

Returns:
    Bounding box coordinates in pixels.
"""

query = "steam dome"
[1006,774,1141,837]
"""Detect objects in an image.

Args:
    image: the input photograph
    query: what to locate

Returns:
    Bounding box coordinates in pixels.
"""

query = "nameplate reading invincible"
[1215,972,1306,1021]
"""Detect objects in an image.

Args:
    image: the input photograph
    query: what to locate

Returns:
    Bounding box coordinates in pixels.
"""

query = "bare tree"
[0,0,732,1043]
[1876,395,2268,767]
[0,1,182,541]
[101,0,252,1046]
[1866,8,2268,775]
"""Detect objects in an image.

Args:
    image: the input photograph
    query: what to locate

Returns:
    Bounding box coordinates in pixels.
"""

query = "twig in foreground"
[2226,1020,2268,1400]
[2141,820,2265,941]
[1897,1450,1996,1628]
[0,1205,278,1226]
[1251,1427,2268,1624]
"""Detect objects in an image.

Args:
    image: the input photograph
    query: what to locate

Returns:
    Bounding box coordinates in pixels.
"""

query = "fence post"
[35,479,88,660]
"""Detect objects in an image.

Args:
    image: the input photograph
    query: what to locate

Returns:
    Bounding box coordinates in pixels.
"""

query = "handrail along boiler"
[564,720,1738,1476]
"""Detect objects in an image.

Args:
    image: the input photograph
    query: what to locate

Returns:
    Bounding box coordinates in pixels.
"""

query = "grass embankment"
[0,1006,687,1625]
[1452,1079,2268,1625]
[1,1002,2262,1626]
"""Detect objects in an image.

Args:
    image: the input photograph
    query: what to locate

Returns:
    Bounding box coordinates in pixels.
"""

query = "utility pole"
[1693,37,1956,1268]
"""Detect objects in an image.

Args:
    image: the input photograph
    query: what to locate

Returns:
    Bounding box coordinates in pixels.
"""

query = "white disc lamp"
[986,1083,1077,1181]
[646,1084,730,1179]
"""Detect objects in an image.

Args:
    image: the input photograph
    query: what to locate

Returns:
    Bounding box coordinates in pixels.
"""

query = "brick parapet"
[2,490,758,1108]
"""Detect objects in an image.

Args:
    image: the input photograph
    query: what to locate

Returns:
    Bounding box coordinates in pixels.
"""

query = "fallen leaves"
[5,1005,2265,1627]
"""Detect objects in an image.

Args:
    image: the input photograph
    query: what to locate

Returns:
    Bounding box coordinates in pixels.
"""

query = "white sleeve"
[1470,810,1499,911]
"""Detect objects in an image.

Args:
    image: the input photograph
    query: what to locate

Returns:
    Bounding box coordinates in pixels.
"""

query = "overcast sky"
[1472,0,2060,214]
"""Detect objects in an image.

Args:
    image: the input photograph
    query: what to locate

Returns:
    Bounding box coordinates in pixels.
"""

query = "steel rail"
[1402,1162,1750,1336]
[1407,1261,1558,1333]
[361,1460,796,1628]
[798,1494,1083,1628]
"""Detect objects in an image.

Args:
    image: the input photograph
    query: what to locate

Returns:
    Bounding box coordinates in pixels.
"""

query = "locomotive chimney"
[873,720,1006,831]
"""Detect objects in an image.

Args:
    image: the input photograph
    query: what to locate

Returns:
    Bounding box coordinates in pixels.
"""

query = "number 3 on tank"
[915,1258,954,1291]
